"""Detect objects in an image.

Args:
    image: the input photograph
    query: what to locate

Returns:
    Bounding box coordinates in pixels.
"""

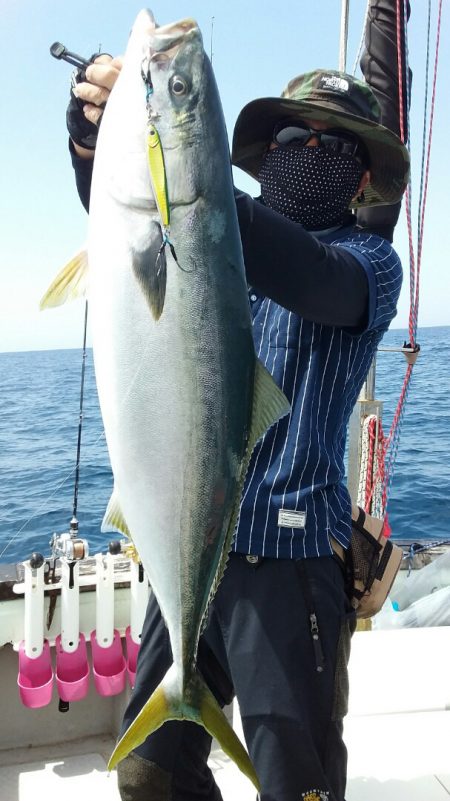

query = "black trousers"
[117,553,355,801]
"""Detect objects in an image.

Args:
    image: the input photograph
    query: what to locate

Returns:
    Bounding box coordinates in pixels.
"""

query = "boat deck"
[0,709,449,800]
[0,627,449,800]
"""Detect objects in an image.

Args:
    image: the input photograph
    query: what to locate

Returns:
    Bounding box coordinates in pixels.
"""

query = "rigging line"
[367,362,414,513]
[417,0,432,249]
[396,0,416,347]
[414,0,443,340]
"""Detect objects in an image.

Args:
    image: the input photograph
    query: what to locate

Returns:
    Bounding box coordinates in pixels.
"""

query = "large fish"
[42,8,289,788]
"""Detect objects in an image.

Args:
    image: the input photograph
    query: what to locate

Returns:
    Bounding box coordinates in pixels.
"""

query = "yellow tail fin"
[108,665,260,791]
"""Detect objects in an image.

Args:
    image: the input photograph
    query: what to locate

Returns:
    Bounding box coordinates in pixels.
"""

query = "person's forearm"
[236,194,368,328]
[72,141,95,160]
[70,140,93,212]
[357,0,411,240]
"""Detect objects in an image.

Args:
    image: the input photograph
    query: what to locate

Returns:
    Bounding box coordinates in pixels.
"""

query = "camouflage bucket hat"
[231,69,410,207]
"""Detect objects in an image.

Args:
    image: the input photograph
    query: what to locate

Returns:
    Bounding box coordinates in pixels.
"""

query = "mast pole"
[339,0,350,71]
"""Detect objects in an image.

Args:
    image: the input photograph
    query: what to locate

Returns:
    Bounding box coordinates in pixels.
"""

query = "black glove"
[66,63,100,150]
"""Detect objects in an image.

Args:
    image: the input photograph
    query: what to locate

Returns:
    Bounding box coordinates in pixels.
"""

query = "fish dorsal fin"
[132,223,167,320]
[40,250,88,309]
[205,360,290,616]
[101,489,131,539]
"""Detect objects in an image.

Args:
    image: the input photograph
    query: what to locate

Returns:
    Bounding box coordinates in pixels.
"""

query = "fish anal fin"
[132,223,167,320]
[40,250,89,309]
[101,490,131,539]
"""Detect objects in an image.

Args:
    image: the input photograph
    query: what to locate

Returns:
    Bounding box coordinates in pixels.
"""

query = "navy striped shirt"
[233,228,402,559]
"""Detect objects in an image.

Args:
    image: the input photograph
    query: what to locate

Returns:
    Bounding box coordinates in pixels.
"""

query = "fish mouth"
[139,16,201,103]
[151,18,198,52]
[146,17,199,66]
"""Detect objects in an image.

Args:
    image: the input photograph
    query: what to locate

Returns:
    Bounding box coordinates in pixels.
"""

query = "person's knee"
[117,751,172,801]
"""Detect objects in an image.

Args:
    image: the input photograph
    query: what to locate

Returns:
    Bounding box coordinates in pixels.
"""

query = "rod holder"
[55,633,89,702]
[91,629,126,696]
[23,556,45,659]
[126,560,150,685]
[17,640,53,708]
[90,553,126,695]
[55,559,89,701]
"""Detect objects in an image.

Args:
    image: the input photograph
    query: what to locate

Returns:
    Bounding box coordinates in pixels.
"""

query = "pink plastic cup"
[125,625,141,687]
[17,639,53,708]
[90,629,126,696]
[55,633,89,701]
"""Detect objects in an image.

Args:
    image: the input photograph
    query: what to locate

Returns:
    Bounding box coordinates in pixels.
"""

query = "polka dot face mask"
[258,146,363,230]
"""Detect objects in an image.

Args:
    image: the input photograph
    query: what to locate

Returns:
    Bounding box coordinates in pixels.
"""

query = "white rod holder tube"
[23,561,45,659]
[130,560,150,644]
[60,559,80,653]
[95,553,115,648]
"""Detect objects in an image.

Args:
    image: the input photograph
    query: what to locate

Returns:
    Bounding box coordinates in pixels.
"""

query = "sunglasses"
[273,121,364,159]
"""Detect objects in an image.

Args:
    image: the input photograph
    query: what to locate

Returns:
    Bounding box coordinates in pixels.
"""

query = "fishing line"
[0,465,84,560]
[210,16,214,63]
[72,300,88,523]
[3,51,200,560]
[1,323,157,560]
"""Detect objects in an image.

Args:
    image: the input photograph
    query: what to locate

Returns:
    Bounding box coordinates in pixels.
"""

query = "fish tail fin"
[193,671,260,791]
[108,666,260,791]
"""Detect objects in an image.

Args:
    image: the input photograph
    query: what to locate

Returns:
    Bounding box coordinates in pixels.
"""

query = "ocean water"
[1,326,449,564]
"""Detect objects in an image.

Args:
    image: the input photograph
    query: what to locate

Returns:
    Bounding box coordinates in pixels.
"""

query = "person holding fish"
[64,3,409,800]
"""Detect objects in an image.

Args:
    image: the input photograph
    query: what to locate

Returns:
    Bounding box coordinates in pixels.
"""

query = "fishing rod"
[50,301,90,563]
[50,42,91,70]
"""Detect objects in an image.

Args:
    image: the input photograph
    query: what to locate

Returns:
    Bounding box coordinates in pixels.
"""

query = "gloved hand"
[66,55,123,152]
[66,60,99,150]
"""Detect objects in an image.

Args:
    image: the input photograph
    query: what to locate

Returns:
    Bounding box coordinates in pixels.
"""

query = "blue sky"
[0,0,448,352]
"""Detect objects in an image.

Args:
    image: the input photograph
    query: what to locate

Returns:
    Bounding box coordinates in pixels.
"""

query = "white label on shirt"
[277,509,306,529]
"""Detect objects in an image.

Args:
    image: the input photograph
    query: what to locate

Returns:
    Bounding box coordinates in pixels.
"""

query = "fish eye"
[170,75,188,96]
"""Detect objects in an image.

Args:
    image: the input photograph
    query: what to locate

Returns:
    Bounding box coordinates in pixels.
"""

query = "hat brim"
[231,97,410,207]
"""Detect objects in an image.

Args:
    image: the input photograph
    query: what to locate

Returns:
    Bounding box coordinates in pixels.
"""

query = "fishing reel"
[50,517,89,561]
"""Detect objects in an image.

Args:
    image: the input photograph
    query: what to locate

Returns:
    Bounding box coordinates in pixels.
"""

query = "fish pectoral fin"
[101,490,131,539]
[132,223,167,321]
[249,359,290,450]
[40,250,89,309]
[108,667,260,791]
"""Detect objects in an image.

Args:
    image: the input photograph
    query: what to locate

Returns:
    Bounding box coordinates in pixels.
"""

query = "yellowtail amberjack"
[41,9,289,790]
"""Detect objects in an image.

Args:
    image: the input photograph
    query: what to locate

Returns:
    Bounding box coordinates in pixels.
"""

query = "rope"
[358,414,388,519]
[414,0,443,341]
[373,0,444,513]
